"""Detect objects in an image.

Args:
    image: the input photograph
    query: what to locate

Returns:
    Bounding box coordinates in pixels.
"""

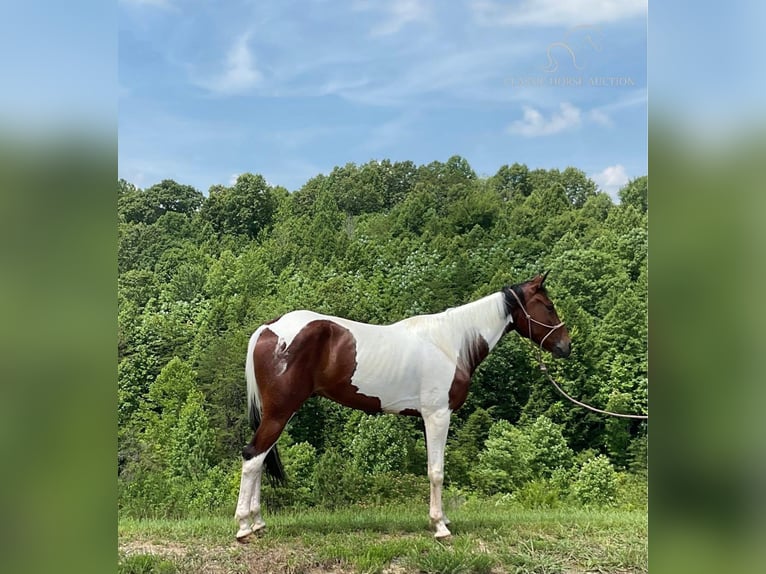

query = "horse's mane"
[396,292,510,356]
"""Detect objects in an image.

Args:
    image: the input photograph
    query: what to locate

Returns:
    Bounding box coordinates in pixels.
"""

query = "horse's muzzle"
[553,340,571,358]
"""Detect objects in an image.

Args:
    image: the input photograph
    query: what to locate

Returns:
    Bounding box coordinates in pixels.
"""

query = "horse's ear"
[539,270,550,287]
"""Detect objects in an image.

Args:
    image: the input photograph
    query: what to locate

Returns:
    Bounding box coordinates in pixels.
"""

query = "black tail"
[246,402,287,486]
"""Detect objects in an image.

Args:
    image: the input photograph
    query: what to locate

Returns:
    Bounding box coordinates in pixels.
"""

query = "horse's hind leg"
[235,453,265,540]
[235,412,291,541]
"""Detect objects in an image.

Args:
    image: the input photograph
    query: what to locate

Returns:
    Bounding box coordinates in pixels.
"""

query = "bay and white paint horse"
[235,273,571,540]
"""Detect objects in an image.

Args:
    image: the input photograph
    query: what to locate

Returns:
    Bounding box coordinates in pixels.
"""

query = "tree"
[194,329,251,461]
[618,176,648,213]
[549,247,629,317]
[571,454,618,506]
[560,167,597,208]
[279,441,318,506]
[118,179,203,224]
[491,163,533,200]
[347,413,413,475]
[446,185,501,234]
[304,188,350,263]
[327,162,386,216]
[393,185,438,235]
[168,388,214,480]
[291,173,325,216]
[381,159,417,209]
[471,420,534,494]
[446,408,493,485]
[147,357,198,427]
[511,181,571,238]
[314,448,365,508]
[526,415,574,477]
[118,269,159,309]
[201,173,279,238]
[444,155,477,182]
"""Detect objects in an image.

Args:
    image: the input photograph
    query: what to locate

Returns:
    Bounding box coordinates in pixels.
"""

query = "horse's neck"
[440,293,511,350]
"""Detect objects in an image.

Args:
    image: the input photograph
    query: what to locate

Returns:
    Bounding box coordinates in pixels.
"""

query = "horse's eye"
[545,304,554,312]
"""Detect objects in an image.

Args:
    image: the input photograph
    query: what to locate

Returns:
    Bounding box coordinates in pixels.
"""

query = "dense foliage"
[117,158,647,517]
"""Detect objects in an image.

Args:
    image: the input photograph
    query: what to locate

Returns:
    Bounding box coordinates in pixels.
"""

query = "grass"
[119,502,647,573]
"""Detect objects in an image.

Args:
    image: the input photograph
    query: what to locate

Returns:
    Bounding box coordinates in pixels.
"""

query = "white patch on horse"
[272,336,288,376]
[235,453,268,539]
[346,292,510,413]
[265,311,323,349]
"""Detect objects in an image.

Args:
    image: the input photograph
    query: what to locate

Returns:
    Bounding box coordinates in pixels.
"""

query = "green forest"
[117,157,647,518]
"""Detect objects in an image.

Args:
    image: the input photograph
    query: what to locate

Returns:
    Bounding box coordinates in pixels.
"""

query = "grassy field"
[118,501,647,574]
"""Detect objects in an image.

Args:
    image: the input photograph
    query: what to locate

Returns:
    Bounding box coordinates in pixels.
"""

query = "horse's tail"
[245,327,286,485]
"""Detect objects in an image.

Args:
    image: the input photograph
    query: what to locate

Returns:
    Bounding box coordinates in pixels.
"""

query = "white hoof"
[252,520,266,533]
[434,524,452,539]
[236,526,253,542]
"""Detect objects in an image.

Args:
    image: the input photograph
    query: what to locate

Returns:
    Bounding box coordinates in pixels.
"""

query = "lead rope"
[509,289,648,420]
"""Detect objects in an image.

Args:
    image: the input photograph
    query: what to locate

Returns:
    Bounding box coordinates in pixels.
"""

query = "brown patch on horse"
[399,408,421,417]
[304,321,382,413]
[449,334,489,410]
[247,320,382,458]
[245,328,310,457]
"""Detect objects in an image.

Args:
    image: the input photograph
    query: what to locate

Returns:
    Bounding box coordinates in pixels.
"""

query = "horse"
[234,272,571,540]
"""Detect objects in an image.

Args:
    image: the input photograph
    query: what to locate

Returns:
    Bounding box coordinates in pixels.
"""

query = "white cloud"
[195,33,262,96]
[471,0,647,27]
[596,89,648,113]
[507,95,644,138]
[508,102,581,137]
[588,108,613,127]
[286,42,532,107]
[592,164,629,199]
[355,0,432,36]
[586,90,648,128]
[120,0,174,9]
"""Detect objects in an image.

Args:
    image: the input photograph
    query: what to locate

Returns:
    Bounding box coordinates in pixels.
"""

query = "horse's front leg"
[423,408,452,538]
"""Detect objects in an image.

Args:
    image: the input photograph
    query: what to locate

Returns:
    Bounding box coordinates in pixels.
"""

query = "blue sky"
[119,0,647,200]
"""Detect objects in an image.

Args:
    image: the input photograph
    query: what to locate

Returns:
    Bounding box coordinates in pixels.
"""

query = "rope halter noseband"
[508,287,565,350]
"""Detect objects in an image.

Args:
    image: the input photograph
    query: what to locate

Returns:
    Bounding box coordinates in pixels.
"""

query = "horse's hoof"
[236,532,253,544]
[252,521,266,534]
[434,526,452,539]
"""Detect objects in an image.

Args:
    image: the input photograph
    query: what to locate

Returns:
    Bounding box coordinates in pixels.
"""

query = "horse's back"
[259,310,327,349]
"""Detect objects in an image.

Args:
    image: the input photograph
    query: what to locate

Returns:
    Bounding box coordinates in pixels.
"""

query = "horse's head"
[507,272,571,358]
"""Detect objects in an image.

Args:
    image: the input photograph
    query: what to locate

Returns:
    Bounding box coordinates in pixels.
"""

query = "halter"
[508,287,565,349]
[509,287,648,420]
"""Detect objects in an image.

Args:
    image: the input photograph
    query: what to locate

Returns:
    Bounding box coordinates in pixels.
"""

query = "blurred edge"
[0,1,116,573]
[650,118,766,574]
[0,131,117,574]
[650,1,766,573]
